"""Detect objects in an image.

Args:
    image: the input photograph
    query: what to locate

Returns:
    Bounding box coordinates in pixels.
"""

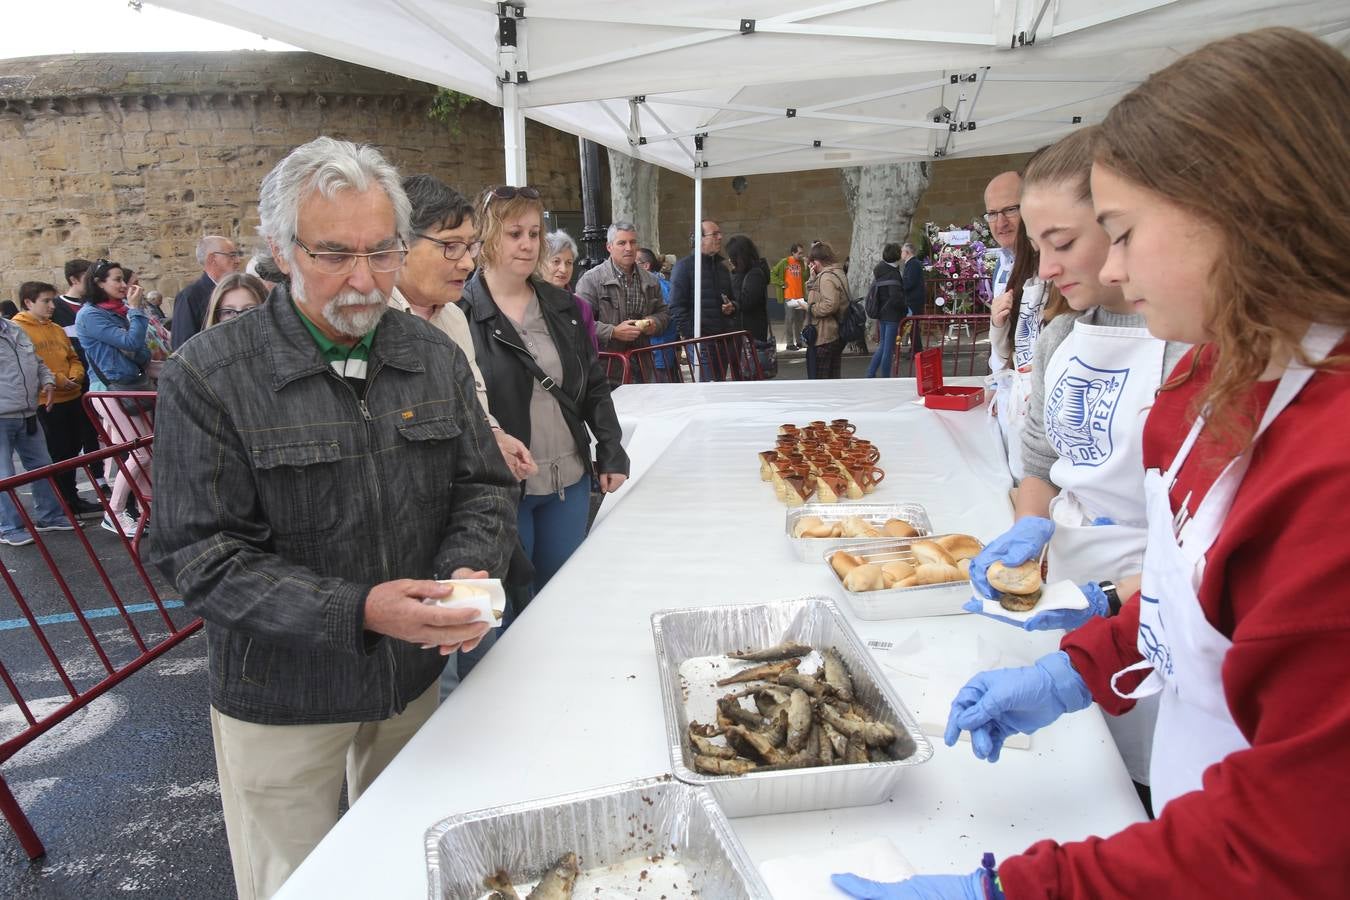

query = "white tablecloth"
[277,379,1145,899]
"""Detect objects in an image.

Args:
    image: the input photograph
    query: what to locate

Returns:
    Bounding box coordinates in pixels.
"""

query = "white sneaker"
[101,511,139,535]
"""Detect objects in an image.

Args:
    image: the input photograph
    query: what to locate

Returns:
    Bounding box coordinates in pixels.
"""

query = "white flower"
[935,296,946,307]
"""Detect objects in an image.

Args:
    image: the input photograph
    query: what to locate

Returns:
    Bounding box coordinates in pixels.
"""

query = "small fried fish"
[726,641,813,662]
[785,689,813,753]
[715,658,801,687]
[819,703,898,748]
[689,732,738,759]
[526,852,579,900]
[484,870,522,900]
[821,648,854,701]
[693,754,758,775]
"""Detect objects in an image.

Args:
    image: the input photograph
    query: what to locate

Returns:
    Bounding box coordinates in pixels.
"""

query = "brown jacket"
[574,257,669,351]
[806,264,848,346]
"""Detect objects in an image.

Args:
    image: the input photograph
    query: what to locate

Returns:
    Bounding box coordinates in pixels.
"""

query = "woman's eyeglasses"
[217,306,255,320]
[291,237,409,275]
[416,234,483,261]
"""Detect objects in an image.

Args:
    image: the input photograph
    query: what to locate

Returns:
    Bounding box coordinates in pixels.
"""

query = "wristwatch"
[1098,581,1122,616]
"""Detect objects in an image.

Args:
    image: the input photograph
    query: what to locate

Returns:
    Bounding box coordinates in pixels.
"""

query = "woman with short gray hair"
[540,230,598,352]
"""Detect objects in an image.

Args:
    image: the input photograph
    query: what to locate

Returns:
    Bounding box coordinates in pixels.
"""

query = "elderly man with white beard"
[151,137,520,900]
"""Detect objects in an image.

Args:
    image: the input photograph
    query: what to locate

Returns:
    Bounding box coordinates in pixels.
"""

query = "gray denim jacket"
[150,289,519,725]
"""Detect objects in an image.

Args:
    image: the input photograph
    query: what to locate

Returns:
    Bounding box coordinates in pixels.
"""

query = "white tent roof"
[150,1,1349,177]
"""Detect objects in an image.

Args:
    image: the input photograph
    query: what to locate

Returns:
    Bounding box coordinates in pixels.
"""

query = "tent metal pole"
[692,164,704,339]
[502,80,527,184]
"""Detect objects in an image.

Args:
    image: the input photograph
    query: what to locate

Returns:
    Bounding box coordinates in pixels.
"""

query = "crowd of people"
[0,22,1343,900]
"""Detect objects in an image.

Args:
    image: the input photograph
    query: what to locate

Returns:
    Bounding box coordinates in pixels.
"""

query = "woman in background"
[461,188,628,595]
[74,259,151,537]
[540,230,599,353]
[203,272,269,329]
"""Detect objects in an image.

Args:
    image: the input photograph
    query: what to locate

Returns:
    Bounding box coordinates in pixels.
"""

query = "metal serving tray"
[425,775,770,900]
[651,597,932,818]
[826,535,984,620]
[784,502,934,562]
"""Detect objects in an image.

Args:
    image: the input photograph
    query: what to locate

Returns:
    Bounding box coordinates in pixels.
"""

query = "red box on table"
[915,348,984,411]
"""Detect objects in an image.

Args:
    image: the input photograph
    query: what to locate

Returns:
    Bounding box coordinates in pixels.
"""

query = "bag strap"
[493,330,584,419]
[827,272,852,320]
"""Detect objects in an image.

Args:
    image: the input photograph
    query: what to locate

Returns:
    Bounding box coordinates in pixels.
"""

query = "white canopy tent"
[150,0,1349,334]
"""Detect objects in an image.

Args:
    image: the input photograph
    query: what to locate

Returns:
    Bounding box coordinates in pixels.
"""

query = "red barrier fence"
[619,331,763,385]
[889,314,993,378]
[0,436,200,859]
[597,351,630,386]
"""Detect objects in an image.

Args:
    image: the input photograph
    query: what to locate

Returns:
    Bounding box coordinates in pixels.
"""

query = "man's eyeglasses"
[416,234,483,261]
[209,249,246,260]
[291,237,408,275]
[702,230,723,238]
[983,204,1021,223]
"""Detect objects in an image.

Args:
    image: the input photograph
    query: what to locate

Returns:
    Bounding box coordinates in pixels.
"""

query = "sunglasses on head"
[91,259,119,278]
[483,185,541,211]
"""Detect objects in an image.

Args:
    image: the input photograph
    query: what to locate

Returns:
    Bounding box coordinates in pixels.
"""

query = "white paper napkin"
[975,579,1088,626]
[759,837,916,900]
[417,579,506,648]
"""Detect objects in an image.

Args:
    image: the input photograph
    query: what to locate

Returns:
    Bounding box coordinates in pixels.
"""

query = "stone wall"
[0,52,582,304]
[655,151,1032,265]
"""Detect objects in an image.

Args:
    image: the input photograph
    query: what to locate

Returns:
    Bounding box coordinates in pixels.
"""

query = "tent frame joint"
[740,18,756,35]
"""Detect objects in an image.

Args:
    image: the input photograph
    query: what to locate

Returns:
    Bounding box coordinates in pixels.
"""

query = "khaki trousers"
[209,682,439,900]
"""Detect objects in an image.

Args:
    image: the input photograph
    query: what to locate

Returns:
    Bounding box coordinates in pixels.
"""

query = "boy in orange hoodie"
[14,282,102,517]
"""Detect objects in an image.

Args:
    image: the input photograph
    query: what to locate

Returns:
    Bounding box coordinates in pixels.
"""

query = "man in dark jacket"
[865,243,907,378]
[151,137,518,900]
[900,240,927,356]
[669,219,737,338]
[170,234,242,349]
[51,258,101,463]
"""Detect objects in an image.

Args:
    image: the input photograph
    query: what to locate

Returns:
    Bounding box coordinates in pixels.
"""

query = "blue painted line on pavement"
[0,600,185,631]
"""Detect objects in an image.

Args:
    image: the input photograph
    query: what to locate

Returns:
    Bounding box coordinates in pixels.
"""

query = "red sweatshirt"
[1000,343,1350,898]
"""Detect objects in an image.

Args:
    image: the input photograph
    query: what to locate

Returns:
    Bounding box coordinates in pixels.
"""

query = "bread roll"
[910,540,957,567]
[841,516,881,538]
[987,560,1043,611]
[935,533,983,561]
[880,560,915,588]
[793,516,836,539]
[830,522,845,537]
[987,560,1042,595]
[913,562,966,585]
[843,563,887,592]
[957,558,971,577]
[830,550,865,579]
[881,518,919,538]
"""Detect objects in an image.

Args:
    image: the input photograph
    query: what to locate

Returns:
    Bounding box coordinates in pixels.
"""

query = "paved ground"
[0,331,987,899]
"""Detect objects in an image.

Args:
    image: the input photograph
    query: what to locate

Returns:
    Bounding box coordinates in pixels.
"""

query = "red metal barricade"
[597,351,630,386]
[0,437,200,859]
[624,331,763,385]
[890,314,993,378]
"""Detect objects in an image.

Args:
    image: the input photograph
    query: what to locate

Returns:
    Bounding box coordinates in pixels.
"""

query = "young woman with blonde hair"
[836,27,1350,900]
[459,187,628,596]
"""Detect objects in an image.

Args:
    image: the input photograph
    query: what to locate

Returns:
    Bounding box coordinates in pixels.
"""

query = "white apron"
[1041,316,1167,783]
[1043,316,1166,585]
[1111,324,1343,811]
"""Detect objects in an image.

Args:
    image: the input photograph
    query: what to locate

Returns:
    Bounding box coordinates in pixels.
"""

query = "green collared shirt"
[294,301,376,383]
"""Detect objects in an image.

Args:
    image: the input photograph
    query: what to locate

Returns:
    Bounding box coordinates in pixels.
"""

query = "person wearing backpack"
[865,243,906,377]
[805,241,849,379]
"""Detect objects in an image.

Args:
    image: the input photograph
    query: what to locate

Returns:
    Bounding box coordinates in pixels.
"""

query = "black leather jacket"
[459,275,629,478]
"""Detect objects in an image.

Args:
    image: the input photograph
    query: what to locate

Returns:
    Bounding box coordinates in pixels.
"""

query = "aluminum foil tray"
[425,775,770,900]
[827,535,984,620]
[651,597,932,817]
[785,502,934,562]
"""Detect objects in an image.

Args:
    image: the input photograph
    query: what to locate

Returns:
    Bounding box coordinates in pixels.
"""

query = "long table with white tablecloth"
[277,378,1146,898]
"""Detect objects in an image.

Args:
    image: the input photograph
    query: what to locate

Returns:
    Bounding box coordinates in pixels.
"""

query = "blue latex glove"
[962,582,1110,632]
[969,517,1055,600]
[944,650,1092,762]
[831,870,992,900]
